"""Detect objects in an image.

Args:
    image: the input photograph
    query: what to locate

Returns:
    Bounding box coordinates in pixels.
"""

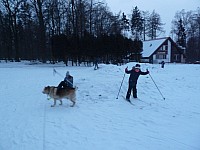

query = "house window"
[163,55,166,59]
[162,45,168,51]
[164,45,168,50]
[156,54,166,59]
[174,54,180,61]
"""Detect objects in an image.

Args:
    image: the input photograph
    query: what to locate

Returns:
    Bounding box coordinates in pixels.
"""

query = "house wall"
[181,55,186,63]
[171,44,182,63]
[140,57,150,63]
[168,40,171,62]
[141,37,184,64]
[152,40,169,64]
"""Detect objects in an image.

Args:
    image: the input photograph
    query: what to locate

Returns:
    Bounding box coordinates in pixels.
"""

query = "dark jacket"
[125,68,149,85]
[64,75,73,88]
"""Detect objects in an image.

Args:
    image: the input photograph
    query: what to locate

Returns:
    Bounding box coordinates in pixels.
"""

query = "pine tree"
[130,6,144,40]
[177,19,186,47]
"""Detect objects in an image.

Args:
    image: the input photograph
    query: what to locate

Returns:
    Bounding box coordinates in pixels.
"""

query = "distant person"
[94,58,99,70]
[125,64,149,101]
[161,61,165,68]
[57,71,73,94]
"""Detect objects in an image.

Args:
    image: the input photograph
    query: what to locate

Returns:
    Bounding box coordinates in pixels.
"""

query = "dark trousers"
[126,84,137,99]
[94,63,98,70]
[57,81,68,92]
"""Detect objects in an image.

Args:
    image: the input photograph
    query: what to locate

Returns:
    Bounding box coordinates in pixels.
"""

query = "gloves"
[125,67,128,72]
[146,69,149,74]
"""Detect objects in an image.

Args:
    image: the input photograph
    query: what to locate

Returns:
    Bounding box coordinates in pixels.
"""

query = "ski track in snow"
[0,62,200,150]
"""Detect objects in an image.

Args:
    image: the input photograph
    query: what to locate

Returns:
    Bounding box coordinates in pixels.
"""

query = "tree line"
[0,0,199,63]
[171,9,200,63]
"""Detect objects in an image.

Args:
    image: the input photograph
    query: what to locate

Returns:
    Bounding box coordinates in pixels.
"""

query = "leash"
[43,98,47,150]
[53,68,73,86]
[53,68,64,78]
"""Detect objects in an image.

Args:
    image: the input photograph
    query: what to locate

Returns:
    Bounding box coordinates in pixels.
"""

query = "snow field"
[0,62,200,150]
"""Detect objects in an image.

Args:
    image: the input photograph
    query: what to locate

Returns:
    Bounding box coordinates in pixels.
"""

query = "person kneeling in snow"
[125,64,149,101]
[57,71,73,94]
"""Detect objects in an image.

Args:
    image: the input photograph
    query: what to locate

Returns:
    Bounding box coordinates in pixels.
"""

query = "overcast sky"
[105,0,199,36]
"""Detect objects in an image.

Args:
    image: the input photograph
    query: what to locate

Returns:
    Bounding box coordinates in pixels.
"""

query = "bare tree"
[141,10,150,41]
[172,8,200,62]
[1,0,25,61]
[171,9,192,41]
[31,0,47,62]
[18,1,35,60]
[46,0,61,36]
[146,10,165,39]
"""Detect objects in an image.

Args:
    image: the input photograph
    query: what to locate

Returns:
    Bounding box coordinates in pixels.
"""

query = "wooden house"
[141,37,185,64]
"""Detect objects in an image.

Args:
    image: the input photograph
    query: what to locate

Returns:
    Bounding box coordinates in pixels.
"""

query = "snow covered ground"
[0,61,200,150]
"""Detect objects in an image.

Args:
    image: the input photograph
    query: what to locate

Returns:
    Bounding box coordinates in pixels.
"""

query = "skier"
[125,64,149,101]
[94,58,99,70]
[57,71,73,94]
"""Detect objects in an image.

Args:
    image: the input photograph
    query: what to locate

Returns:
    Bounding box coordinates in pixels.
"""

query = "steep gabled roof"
[142,37,168,57]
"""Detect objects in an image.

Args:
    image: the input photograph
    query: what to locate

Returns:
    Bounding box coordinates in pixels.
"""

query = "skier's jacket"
[125,67,149,86]
[64,75,73,88]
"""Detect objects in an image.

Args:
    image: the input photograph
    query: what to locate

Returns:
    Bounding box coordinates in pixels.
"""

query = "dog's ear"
[44,86,49,90]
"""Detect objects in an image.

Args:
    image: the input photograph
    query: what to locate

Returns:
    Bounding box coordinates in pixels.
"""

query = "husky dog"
[42,86,76,107]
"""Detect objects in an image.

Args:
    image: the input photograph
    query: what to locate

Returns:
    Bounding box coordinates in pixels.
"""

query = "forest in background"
[0,0,199,64]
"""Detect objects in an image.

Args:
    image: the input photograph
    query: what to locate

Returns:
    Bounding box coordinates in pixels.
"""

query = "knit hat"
[66,71,70,76]
[135,64,140,69]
